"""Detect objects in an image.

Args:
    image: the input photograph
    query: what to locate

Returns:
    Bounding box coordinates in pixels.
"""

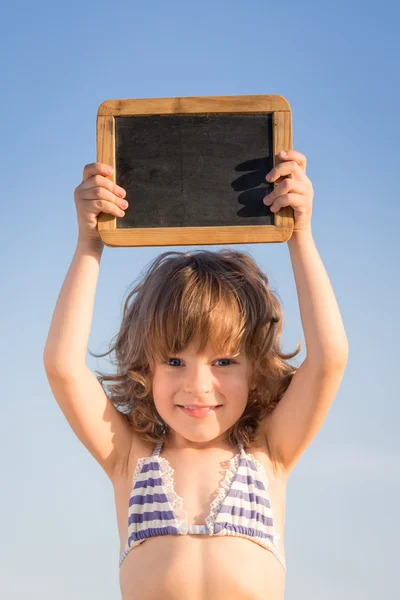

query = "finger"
[268,193,304,213]
[82,162,114,182]
[75,182,128,209]
[263,178,306,205]
[266,160,305,183]
[279,150,307,172]
[77,173,126,199]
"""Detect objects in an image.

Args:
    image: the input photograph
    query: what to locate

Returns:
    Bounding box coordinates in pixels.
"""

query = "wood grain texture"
[97,94,291,116]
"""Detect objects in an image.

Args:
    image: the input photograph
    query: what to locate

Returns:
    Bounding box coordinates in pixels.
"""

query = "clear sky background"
[1,0,399,598]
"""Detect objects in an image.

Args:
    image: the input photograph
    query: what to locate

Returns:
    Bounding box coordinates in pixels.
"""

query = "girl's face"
[151,339,253,449]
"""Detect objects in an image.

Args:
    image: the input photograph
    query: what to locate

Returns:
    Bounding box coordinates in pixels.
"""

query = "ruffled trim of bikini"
[205,453,241,534]
[159,457,190,533]
[133,457,147,485]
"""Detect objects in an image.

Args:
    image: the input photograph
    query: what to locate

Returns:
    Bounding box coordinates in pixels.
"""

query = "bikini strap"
[152,442,163,457]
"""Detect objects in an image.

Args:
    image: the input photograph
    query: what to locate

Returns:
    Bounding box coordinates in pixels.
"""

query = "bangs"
[145,263,248,364]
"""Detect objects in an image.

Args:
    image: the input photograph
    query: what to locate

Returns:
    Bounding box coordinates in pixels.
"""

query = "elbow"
[307,345,349,372]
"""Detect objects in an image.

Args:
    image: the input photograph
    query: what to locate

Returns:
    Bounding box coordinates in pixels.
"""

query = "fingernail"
[280,151,287,157]
[107,167,114,174]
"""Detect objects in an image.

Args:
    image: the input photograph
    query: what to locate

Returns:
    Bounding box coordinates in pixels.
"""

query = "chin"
[172,427,223,442]
[168,422,235,447]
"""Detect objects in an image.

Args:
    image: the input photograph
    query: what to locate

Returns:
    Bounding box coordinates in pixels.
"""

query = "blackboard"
[96,95,293,247]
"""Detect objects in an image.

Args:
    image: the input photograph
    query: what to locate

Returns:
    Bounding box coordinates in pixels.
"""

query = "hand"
[263,150,314,233]
[74,163,127,244]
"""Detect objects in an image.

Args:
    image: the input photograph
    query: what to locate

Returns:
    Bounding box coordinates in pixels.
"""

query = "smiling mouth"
[176,405,223,418]
[177,405,222,409]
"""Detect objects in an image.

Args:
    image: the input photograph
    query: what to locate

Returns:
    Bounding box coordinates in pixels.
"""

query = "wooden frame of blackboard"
[96,95,293,247]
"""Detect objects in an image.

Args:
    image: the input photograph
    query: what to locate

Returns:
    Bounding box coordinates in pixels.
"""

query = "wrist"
[77,237,105,256]
[288,227,313,246]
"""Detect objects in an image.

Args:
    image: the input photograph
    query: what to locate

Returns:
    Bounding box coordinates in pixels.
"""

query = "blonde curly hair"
[89,249,301,450]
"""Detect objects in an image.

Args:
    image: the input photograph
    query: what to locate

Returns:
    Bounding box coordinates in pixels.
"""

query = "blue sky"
[1,0,399,598]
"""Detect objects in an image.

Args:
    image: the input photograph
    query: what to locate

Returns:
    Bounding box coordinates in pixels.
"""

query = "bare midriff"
[113,438,288,600]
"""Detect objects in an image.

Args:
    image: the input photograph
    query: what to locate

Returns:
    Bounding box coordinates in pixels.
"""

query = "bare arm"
[44,159,127,370]
[264,229,348,474]
[43,238,134,480]
[43,239,105,372]
[261,151,348,474]
[42,165,135,480]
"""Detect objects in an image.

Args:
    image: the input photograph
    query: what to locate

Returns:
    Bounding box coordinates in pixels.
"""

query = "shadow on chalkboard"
[232,156,273,219]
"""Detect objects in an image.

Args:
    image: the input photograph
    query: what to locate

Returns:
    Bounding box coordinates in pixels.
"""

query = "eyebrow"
[170,351,244,359]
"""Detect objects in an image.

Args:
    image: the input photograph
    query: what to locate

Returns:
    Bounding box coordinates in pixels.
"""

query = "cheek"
[151,374,179,422]
[226,394,248,419]
[151,378,168,409]
[224,375,249,399]
[223,379,249,419]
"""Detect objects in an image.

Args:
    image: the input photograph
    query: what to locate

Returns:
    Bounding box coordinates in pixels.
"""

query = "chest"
[166,453,237,524]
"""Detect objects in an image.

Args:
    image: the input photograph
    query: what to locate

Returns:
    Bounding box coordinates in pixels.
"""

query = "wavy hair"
[89,249,301,450]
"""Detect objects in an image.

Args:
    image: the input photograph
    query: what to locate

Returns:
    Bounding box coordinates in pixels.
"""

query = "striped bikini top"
[119,441,286,572]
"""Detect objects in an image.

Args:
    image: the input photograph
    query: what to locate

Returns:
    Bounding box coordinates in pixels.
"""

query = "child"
[43,150,349,600]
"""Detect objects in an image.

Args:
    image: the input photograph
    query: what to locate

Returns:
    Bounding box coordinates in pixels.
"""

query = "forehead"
[180,339,246,358]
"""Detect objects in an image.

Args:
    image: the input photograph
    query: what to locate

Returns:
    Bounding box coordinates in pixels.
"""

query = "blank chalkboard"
[96,95,293,247]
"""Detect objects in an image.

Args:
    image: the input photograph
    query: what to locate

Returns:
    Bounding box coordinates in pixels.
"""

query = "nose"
[183,364,213,395]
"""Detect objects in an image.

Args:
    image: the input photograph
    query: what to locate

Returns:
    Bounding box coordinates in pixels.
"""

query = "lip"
[178,405,221,409]
[177,405,222,418]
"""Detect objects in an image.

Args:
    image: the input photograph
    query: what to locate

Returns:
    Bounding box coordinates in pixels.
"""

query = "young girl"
[43,150,349,600]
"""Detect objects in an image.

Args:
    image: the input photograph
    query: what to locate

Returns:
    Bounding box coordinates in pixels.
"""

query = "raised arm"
[262,151,349,474]
[43,164,133,480]
[43,239,105,372]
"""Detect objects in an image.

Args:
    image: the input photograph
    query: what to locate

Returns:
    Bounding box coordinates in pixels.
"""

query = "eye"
[215,358,235,367]
[165,357,182,367]
[165,357,235,367]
